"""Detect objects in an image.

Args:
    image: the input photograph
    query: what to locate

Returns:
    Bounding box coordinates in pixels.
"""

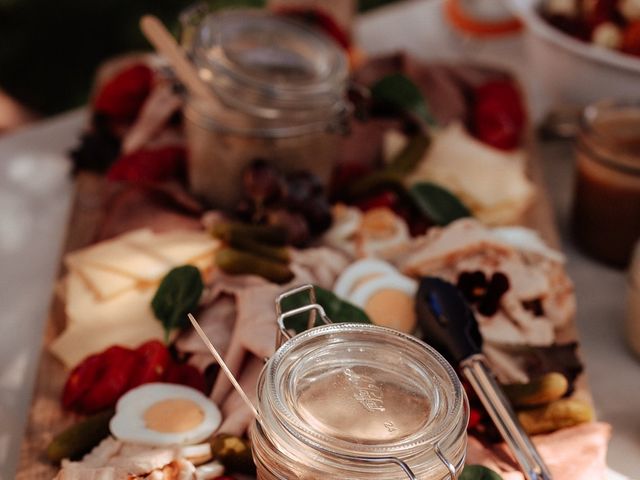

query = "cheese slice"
[53,278,164,367]
[66,229,172,282]
[70,263,138,301]
[50,313,165,368]
[128,230,219,266]
[65,273,156,328]
[408,123,535,225]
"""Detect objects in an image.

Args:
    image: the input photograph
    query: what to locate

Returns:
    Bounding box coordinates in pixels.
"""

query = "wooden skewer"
[188,313,260,420]
[140,15,218,105]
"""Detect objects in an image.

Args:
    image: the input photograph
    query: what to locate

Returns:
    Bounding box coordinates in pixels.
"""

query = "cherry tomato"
[93,64,153,123]
[355,190,399,212]
[127,340,171,389]
[623,22,640,57]
[472,80,526,151]
[468,408,483,430]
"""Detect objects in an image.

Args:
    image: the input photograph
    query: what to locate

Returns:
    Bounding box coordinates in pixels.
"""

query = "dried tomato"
[472,79,525,151]
[62,353,104,410]
[127,340,171,389]
[164,362,208,394]
[93,64,154,123]
[77,346,138,414]
[106,146,187,184]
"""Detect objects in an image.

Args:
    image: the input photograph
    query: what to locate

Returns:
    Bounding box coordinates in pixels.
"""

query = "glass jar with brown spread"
[249,297,469,480]
[626,240,640,358]
[572,99,640,266]
[181,9,348,209]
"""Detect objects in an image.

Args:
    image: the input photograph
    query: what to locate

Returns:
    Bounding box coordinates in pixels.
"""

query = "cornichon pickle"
[517,398,594,435]
[216,248,293,284]
[347,170,405,200]
[225,232,290,264]
[210,433,256,475]
[388,134,430,174]
[212,222,287,246]
[502,372,569,408]
[46,408,114,463]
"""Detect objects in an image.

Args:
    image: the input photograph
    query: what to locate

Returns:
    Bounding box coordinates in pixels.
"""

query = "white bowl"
[507,0,640,117]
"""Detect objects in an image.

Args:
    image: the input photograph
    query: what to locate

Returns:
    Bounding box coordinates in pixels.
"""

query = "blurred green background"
[0,0,399,116]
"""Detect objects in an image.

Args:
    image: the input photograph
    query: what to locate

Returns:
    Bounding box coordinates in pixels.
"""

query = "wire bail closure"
[273,284,458,480]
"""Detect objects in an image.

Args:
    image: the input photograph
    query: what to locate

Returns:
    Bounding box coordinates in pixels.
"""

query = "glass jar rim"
[188,9,348,115]
[579,98,640,175]
[259,323,467,460]
[183,98,348,137]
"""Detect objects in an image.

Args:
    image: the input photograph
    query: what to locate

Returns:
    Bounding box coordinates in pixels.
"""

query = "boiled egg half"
[335,259,418,333]
[110,383,221,446]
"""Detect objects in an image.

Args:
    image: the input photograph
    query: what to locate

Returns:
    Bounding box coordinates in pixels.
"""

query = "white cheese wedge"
[408,123,535,225]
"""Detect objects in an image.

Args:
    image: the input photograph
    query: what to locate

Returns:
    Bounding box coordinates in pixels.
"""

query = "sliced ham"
[466,422,611,480]
[96,186,202,242]
[218,356,264,437]
[121,82,183,155]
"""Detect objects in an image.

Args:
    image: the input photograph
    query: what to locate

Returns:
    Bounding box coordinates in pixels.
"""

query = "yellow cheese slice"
[50,313,165,369]
[66,229,172,282]
[53,280,164,367]
[408,123,535,224]
[65,273,155,327]
[127,230,219,266]
[69,263,138,301]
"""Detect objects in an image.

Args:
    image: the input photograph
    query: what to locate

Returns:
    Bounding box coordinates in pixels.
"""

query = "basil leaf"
[371,73,437,128]
[279,286,371,334]
[410,182,471,226]
[152,265,204,341]
[460,465,504,480]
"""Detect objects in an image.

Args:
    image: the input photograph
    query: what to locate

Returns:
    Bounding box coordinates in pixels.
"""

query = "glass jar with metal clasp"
[180,8,349,210]
[250,285,469,480]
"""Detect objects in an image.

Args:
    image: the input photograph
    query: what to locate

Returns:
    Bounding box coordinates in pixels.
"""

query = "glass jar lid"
[188,9,348,115]
[261,323,467,461]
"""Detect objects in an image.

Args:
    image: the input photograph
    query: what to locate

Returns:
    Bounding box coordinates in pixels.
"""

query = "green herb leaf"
[371,73,437,128]
[279,286,371,334]
[460,465,504,480]
[151,265,204,341]
[410,182,471,226]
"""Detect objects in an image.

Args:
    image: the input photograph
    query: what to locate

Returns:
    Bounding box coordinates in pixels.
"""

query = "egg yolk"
[143,398,204,433]
[364,289,416,333]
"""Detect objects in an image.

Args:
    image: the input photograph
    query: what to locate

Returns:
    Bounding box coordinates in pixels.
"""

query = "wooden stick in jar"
[187,313,260,419]
[140,15,219,106]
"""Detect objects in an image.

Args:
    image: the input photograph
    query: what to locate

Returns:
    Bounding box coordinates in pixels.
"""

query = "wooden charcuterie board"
[16,147,593,479]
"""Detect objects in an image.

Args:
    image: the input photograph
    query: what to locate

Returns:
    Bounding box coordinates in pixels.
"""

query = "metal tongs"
[416,277,553,480]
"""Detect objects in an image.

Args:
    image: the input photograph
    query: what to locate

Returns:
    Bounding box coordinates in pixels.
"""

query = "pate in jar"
[182,9,348,209]
[250,318,469,479]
